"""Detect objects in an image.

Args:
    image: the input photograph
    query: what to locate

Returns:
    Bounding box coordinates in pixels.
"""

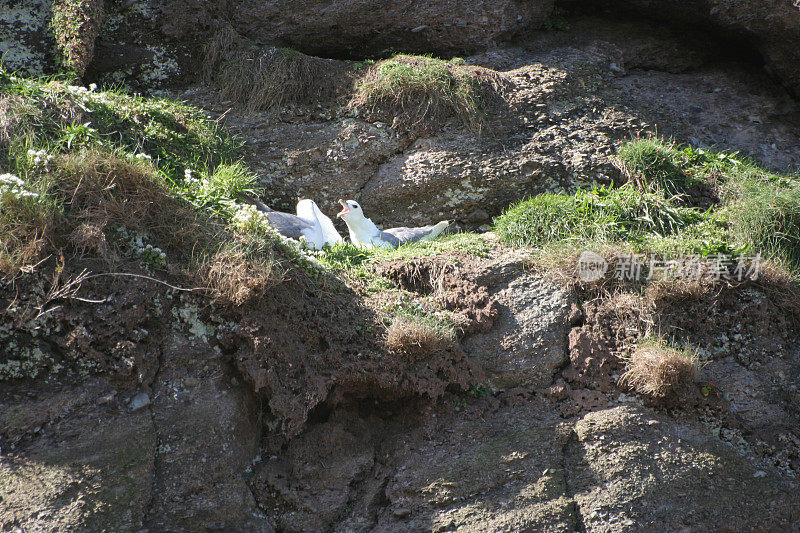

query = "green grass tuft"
[385,308,456,359]
[316,233,489,272]
[616,137,694,195]
[0,176,54,272]
[312,233,489,293]
[348,54,484,132]
[501,136,800,278]
[494,185,701,248]
[729,178,800,269]
[183,162,260,217]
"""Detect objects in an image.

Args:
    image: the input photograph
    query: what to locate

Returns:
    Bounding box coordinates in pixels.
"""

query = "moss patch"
[51,0,104,79]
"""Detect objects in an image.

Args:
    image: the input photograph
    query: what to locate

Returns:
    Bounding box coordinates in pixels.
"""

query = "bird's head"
[337,199,364,220]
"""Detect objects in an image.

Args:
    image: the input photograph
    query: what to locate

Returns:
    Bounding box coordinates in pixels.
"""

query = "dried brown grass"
[68,222,110,259]
[54,150,212,257]
[532,244,642,295]
[642,260,800,329]
[0,193,53,274]
[203,27,354,112]
[643,276,718,310]
[754,260,800,327]
[0,95,28,149]
[197,244,281,305]
[4,149,283,304]
[386,315,454,361]
[620,342,698,403]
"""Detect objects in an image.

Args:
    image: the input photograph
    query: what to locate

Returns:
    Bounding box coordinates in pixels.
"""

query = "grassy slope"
[0,68,489,312]
[0,68,325,303]
[495,137,800,275]
[2,66,800,388]
[3,67,799,298]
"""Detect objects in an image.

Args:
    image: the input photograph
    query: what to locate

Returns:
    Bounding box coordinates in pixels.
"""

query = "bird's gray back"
[266,211,313,240]
[382,225,437,245]
[376,230,401,247]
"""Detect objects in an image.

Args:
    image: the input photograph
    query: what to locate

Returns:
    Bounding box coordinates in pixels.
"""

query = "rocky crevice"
[353,139,414,202]
[141,345,166,530]
[562,427,587,533]
[557,0,800,97]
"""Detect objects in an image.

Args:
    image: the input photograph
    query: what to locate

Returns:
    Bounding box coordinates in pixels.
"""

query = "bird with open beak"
[337,199,450,249]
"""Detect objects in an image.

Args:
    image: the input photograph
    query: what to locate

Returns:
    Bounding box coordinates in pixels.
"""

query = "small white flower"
[0,173,39,198]
[15,190,39,198]
[0,173,25,187]
[88,83,97,91]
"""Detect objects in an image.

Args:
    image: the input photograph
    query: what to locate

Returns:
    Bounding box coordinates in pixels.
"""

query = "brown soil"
[225,272,482,438]
[375,256,498,335]
[2,249,798,530]
[561,293,639,392]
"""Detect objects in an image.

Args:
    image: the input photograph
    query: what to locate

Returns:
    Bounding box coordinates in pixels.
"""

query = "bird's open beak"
[336,199,349,218]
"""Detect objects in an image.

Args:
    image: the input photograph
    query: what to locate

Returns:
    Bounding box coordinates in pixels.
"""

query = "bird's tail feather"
[421,220,450,241]
[240,194,273,212]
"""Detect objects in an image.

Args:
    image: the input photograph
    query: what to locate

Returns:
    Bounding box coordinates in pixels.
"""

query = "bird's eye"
[353,203,359,209]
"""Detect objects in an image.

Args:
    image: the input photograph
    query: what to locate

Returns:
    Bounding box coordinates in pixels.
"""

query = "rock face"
[145,333,270,531]
[85,0,553,88]
[2,248,799,531]
[229,0,554,57]
[568,405,800,531]
[0,0,56,77]
[0,344,270,531]
[3,0,800,101]
[565,0,800,97]
[377,396,577,532]
[462,253,575,389]
[0,268,271,531]
[193,16,800,229]
[0,381,156,531]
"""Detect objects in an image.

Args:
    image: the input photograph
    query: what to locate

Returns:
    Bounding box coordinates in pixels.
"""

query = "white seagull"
[251,197,343,249]
[336,199,450,249]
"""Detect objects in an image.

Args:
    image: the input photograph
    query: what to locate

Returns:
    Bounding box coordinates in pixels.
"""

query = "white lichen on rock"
[140,45,180,85]
[172,301,216,341]
[0,0,53,76]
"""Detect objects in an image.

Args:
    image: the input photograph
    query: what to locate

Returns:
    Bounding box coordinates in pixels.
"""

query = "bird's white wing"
[310,201,344,245]
[295,199,325,248]
[296,199,343,249]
